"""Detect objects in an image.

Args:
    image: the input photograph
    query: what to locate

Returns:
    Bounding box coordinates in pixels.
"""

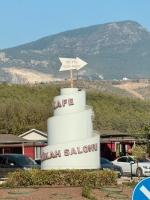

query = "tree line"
[0,82,150,135]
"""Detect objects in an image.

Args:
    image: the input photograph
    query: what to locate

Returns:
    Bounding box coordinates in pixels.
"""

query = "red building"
[0,129,47,159]
[100,130,135,161]
[0,129,138,161]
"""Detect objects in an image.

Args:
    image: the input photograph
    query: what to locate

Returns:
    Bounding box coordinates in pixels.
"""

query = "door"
[116,156,131,172]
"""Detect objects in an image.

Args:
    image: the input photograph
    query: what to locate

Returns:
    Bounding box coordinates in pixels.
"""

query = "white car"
[112,156,150,177]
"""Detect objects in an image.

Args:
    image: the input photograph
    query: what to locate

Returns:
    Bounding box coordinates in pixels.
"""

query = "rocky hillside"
[53,78,150,100]
[0,20,150,83]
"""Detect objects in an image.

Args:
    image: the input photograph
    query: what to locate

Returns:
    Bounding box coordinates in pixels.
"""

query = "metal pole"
[70,69,73,88]
[22,142,24,155]
[130,163,133,180]
[111,141,112,160]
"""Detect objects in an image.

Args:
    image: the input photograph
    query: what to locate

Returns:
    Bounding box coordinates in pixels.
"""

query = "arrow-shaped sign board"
[59,57,87,71]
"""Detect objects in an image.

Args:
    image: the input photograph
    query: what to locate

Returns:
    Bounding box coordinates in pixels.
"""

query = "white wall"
[41,135,100,169]
[41,88,100,170]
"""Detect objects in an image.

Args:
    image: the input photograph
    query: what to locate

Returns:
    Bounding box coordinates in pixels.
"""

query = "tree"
[128,144,148,178]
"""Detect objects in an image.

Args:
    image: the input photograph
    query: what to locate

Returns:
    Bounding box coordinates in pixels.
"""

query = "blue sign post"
[132,177,150,200]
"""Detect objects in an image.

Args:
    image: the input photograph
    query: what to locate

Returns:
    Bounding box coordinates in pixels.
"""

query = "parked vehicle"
[0,154,40,170]
[100,157,123,178]
[112,156,150,177]
[34,158,41,165]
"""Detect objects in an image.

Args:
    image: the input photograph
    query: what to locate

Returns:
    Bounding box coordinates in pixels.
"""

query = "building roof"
[99,130,148,144]
[0,130,147,145]
[0,134,46,144]
[0,134,29,144]
[0,142,47,148]
[99,130,130,138]
[19,128,47,138]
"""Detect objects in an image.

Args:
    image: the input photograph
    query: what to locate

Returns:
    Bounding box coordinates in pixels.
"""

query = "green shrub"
[122,180,138,188]
[5,168,117,188]
[0,182,7,188]
[82,182,97,200]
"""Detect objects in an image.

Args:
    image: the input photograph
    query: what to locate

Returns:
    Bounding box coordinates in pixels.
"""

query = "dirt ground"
[0,177,134,200]
[3,67,63,84]
[114,80,149,99]
[0,185,133,200]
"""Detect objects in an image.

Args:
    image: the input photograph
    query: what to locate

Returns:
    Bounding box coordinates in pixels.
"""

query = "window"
[0,156,16,166]
[7,157,16,166]
[35,147,41,159]
[101,158,111,164]
[0,157,4,164]
[0,157,7,165]
[127,157,134,163]
[139,157,150,162]
[118,157,127,162]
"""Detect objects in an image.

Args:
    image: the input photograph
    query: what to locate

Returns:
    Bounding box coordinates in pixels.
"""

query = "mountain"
[0,20,150,84]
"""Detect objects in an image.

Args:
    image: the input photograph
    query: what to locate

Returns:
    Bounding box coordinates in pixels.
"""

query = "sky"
[0,0,150,50]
